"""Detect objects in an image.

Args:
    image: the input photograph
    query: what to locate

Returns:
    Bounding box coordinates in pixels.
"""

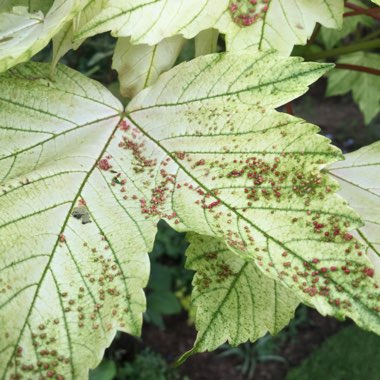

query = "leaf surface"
[75,0,227,45]
[0,1,81,73]
[124,50,380,337]
[180,233,298,361]
[112,35,185,98]
[2,50,380,378]
[217,0,344,54]
[75,0,343,55]
[328,142,380,270]
[195,29,219,57]
[0,63,154,379]
[326,52,380,124]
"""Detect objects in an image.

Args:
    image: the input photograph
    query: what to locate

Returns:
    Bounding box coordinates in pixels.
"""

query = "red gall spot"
[98,159,112,171]
[59,233,66,243]
[196,159,206,166]
[321,267,328,273]
[78,198,86,206]
[282,251,288,257]
[344,233,353,241]
[312,258,319,264]
[175,152,186,160]
[363,267,375,278]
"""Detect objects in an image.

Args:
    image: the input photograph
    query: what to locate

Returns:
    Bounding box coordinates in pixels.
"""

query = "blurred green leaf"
[89,360,117,380]
[148,291,182,316]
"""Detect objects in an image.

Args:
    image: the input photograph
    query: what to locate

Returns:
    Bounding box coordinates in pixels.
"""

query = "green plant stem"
[361,28,380,42]
[304,38,380,60]
[335,63,380,76]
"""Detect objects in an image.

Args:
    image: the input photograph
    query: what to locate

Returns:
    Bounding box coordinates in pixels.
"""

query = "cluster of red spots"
[227,169,245,178]
[118,136,156,172]
[13,329,70,380]
[216,262,234,282]
[196,272,212,289]
[202,199,221,209]
[139,173,179,223]
[224,156,290,204]
[226,230,248,253]
[229,0,270,26]
[195,159,206,166]
[82,241,129,329]
[304,212,360,251]
[290,171,328,204]
[118,119,130,131]
[98,157,112,171]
